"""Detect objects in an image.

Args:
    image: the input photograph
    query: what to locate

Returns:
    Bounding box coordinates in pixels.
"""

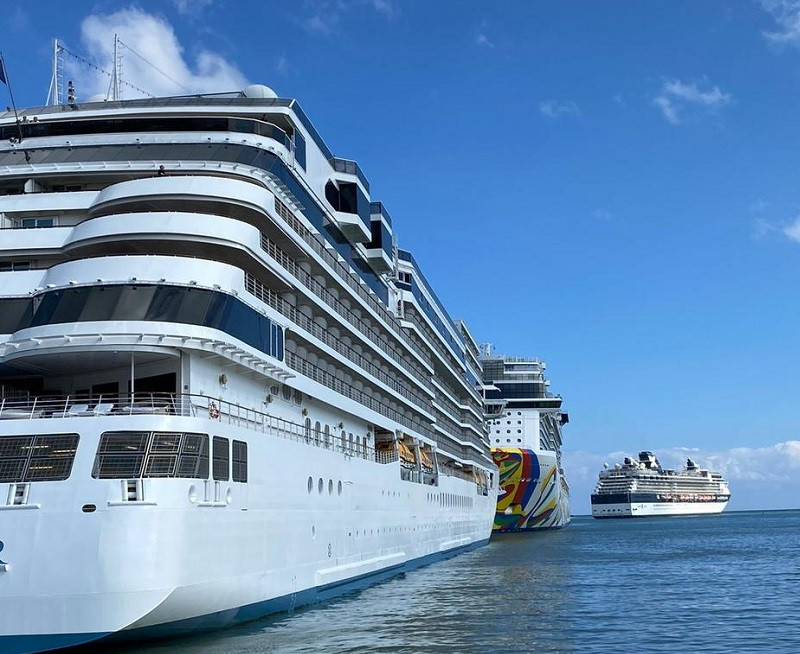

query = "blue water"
[99,510,800,653]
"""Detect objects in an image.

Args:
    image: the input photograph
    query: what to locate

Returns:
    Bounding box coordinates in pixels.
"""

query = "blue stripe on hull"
[0,632,109,654]
[2,538,489,654]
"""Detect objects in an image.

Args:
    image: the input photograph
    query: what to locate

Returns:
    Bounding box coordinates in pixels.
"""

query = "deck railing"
[0,392,483,482]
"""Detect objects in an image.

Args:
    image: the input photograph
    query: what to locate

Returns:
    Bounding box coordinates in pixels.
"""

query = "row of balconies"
[242,272,433,415]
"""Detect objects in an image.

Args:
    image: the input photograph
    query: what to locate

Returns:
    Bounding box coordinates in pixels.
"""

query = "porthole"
[517,412,521,415]
[338,480,342,496]
[506,439,511,443]
[517,439,522,443]
[307,477,313,493]
[328,479,333,495]
[318,478,323,494]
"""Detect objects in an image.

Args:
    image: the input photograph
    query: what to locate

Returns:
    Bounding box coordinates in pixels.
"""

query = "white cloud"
[475,20,494,48]
[475,32,494,48]
[564,441,800,514]
[653,79,731,125]
[73,7,247,100]
[539,99,581,119]
[172,0,215,16]
[758,0,800,46]
[275,54,290,76]
[782,216,800,241]
[302,0,395,35]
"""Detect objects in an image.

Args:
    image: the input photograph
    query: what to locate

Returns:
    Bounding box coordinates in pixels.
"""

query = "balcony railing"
[285,350,433,439]
[272,198,433,371]
[244,273,431,413]
[256,232,432,390]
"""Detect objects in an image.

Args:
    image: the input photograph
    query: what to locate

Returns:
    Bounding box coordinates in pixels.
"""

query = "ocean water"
[99,510,800,654]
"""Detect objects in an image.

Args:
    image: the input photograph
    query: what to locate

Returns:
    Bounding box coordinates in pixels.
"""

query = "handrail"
[0,391,490,479]
[245,269,431,411]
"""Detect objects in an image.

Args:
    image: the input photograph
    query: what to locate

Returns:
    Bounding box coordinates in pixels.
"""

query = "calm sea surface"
[99,510,800,654]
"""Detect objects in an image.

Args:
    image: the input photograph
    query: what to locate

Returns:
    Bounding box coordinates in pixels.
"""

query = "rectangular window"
[0,434,79,483]
[94,432,209,479]
[212,436,229,481]
[93,432,149,479]
[177,433,209,478]
[232,440,248,483]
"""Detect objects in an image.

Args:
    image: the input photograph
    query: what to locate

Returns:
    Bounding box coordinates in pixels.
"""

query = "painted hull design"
[491,448,570,532]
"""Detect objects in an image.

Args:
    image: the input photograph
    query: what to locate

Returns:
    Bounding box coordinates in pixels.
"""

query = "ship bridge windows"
[93,431,209,479]
[0,433,79,483]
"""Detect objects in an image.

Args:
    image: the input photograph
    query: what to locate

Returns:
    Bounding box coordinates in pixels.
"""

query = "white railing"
[0,392,389,464]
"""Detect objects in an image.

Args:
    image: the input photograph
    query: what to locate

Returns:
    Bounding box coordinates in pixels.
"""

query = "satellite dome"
[242,84,278,99]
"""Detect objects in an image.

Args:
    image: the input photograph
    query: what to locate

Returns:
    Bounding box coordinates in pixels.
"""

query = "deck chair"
[65,403,90,417]
[92,403,115,416]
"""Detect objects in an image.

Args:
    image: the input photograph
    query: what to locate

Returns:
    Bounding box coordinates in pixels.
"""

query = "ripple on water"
[93,511,800,654]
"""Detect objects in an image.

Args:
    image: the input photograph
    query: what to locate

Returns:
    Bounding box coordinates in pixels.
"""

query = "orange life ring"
[209,401,220,419]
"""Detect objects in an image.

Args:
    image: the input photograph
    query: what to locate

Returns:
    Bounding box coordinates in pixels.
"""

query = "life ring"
[209,401,220,419]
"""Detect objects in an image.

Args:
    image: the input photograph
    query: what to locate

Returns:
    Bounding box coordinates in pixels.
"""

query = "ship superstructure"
[0,83,497,653]
[479,348,570,531]
[591,451,730,518]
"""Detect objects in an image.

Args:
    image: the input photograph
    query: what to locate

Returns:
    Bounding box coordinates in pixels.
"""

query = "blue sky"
[3,0,800,512]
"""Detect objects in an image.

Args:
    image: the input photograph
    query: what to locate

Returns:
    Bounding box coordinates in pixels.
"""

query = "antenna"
[46,39,64,106]
[107,33,122,101]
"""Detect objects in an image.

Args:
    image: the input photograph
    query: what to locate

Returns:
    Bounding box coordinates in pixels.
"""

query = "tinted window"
[212,436,229,481]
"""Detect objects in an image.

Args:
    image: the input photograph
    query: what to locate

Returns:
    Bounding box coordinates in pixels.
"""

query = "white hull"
[0,415,495,653]
[592,500,728,519]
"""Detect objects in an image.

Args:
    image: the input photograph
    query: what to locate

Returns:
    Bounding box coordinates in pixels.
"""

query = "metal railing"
[285,350,433,439]
[244,273,431,412]
[272,198,433,371]
[0,392,396,464]
[255,236,433,392]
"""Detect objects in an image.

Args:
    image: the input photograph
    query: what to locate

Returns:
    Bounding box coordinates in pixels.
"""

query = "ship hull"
[591,500,728,518]
[0,416,496,654]
[491,448,570,532]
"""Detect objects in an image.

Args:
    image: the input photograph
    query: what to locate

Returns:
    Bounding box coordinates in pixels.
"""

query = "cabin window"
[232,440,248,483]
[212,436,230,481]
[93,432,208,479]
[0,434,79,483]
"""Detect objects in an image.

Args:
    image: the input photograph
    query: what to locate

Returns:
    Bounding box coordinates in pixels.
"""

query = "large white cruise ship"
[0,82,498,653]
[479,349,570,531]
[591,451,730,518]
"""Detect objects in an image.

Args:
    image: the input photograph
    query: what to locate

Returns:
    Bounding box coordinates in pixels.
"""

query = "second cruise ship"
[0,81,497,653]
[480,348,570,531]
[592,451,730,518]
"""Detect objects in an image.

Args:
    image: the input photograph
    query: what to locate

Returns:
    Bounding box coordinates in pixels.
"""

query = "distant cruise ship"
[591,451,730,518]
[0,80,498,653]
[479,349,570,531]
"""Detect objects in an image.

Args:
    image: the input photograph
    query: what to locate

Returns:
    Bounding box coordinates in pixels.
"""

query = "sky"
[2,0,800,513]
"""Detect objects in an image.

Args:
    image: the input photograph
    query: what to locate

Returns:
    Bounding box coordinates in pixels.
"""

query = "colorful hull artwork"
[492,448,570,532]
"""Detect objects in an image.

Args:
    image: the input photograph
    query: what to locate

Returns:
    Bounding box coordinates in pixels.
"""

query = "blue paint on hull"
[2,538,489,654]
